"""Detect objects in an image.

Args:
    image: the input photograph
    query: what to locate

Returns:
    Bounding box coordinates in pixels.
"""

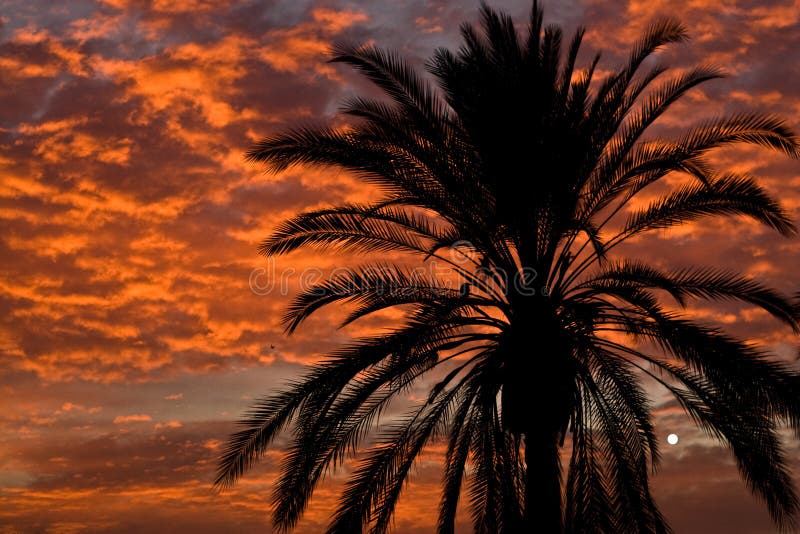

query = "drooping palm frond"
[218,1,800,532]
[575,261,799,330]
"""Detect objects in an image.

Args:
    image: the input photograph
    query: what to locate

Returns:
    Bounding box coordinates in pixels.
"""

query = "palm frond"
[619,173,796,240]
[580,261,799,330]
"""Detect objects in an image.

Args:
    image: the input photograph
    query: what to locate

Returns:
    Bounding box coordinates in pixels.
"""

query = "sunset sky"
[1,0,799,532]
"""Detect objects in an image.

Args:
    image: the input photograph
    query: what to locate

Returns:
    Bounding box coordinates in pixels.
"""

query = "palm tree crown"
[216,2,800,532]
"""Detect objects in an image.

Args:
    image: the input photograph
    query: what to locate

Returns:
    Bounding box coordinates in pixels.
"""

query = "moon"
[667,433,679,445]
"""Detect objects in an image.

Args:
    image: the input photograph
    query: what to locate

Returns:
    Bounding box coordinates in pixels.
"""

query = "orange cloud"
[310,7,369,33]
[113,415,152,424]
[258,8,368,77]
[154,421,182,429]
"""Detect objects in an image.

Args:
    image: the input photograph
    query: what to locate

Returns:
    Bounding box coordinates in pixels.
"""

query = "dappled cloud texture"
[1,0,799,532]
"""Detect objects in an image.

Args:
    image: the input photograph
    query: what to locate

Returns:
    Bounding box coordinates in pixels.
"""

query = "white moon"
[667,433,679,445]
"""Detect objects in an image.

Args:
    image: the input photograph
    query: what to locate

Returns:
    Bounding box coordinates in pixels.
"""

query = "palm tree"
[216,2,800,532]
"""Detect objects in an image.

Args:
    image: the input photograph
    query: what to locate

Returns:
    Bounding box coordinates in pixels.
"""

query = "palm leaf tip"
[214,428,266,490]
[644,17,689,47]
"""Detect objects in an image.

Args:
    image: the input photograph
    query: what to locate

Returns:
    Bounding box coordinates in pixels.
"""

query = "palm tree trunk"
[504,289,571,532]
[524,428,563,533]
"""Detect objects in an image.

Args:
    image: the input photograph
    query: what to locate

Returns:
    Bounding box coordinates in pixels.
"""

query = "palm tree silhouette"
[216,2,800,532]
